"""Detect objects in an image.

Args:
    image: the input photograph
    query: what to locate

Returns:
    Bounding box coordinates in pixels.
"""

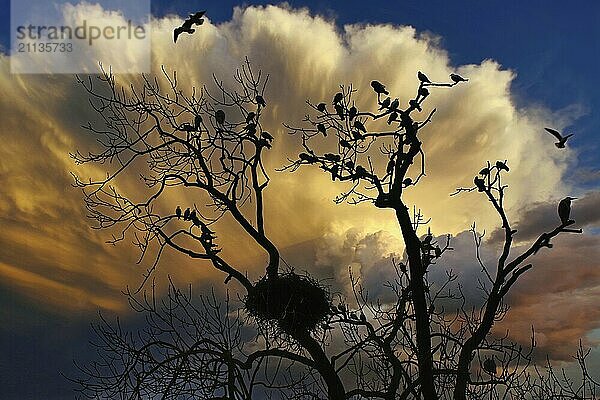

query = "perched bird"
[261,131,274,141]
[255,95,266,107]
[359,312,366,322]
[245,123,257,135]
[386,159,395,174]
[215,109,226,125]
[245,112,256,124]
[418,71,431,84]
[338,303,347,314]
[390,98,400,110]
[173,11,206,43]
[183,208,191,220]
[409,99,422,112]
[354,120,367,133]
[450,73,468,83]
[321,323,334,330]
[419,87,430,97]
[354,165,368,179]
[348,106,358,121]
[179,123,195,132]
[340,139,352,148]
[352,131,364,140]
[331,165,339,181]
[333,92,343,104]
[387,111,398,125]
[345,160,354,170]
[370,80,389,95]
[558,196,576,224]
[317,102,327,112]
[317,123,327,136]
[483,357,497,375]
[402,177,413,186]
[349,312,357,320]
[474,176,486,192]
[495,160,509,172]
[479,167,490,176]
[189,210,197,222]
[544,127,574,149]
[176,206,182,219]
[299,152,317,163]
[335,103,345,120]
[379,97,391,110]
[324,153,341,162]
[194,115,203,129]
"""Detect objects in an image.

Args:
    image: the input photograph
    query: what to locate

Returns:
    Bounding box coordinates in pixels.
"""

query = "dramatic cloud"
[1,4,597,366]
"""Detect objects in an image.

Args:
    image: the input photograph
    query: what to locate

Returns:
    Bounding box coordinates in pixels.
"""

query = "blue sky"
[1,1,599,399]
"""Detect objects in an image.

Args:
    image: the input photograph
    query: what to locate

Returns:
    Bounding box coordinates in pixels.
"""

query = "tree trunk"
[395,206,438,400]
[292,329,345,400]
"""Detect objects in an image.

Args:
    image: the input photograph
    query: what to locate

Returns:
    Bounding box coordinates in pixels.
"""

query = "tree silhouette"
[72,60,598,400]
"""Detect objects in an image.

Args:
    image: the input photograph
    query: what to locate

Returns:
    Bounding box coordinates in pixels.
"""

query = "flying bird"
[215,110,226,125]
[483,357,497,375]
[370,80,389,95]
[450,73,468,83]
[173,11,206,43]
[417,71,431,84]
[176,206,182,219]
[544,127,574,149]
[256,95,266,107]
[558,196,576,224]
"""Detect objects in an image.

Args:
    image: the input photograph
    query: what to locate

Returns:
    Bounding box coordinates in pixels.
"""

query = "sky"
[0,1,599,399]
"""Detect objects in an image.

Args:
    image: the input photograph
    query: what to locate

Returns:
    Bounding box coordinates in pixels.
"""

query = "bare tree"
[72,61,598,400]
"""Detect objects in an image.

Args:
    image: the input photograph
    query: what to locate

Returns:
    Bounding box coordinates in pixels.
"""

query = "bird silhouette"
[345,160,355,170]
[317,102,327,112]
[331,165,339,181]
[189,209,197,221]
[324,153,341,162]
[474,177,486,192]
[183,208,191,220]
[335,103,345,120]
[544,127,574,148]
[245,112,256,123]
[483,357,497,375]
[179,123,195,132]
[370,80,389,95]
[390,98,400,110]
[299,153,317,163]
[317,123,327,136]
[176,206,182,219]
[256,95,266,107]
[403,177,413,187]
[386,159,395,174]
[419,87,430,97]
[495,160,509,172]
[354,120,367,133]
[479,167,490,176]
[173,11,206,43]
[558,196,576,224]
[261,131,274,141]
[194,115,203,129]
[418,71,431,84]
[409,99,422,112]
[340,139,352,148]
[379,97,391,110]
[348,106,358,121]
[387,111,398,125]
[359,312,366,322]
[333,92,343,104]
[245,123,257,135]
[215,110,226,125]
[450,73,468,83]
[352,131,364,140]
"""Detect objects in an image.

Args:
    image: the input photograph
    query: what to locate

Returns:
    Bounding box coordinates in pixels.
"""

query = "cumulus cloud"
[0,1,593,344]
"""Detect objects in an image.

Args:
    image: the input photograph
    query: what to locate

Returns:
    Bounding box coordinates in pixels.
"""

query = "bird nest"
[244,272,331,334]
